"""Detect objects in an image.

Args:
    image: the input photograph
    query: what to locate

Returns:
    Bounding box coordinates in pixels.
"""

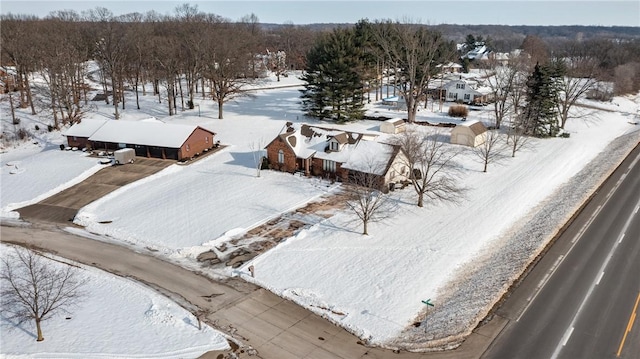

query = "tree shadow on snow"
[225,151,260,170]
[0,312,37,340]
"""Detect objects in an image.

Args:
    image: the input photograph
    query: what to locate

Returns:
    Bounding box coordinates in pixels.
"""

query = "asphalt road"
[483,143,640,359]
[2,223,493,358]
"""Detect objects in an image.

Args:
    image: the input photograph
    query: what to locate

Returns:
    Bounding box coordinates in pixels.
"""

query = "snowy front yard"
[0,244,229,358]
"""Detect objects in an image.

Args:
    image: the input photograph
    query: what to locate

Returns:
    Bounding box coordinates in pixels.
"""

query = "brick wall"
[266,137,297,173]
[179,127,215,160]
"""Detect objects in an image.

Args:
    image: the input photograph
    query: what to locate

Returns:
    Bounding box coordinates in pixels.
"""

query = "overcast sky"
[1,1,638,26]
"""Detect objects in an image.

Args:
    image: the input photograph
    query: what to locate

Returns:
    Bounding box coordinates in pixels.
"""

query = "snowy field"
[0,137,104,218]
[0,244,229,358]
[2,67,640,351]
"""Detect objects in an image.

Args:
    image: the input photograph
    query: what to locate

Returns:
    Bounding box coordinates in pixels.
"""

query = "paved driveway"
[17,158,173,223]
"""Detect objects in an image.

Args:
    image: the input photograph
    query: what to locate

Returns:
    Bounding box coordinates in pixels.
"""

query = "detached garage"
[65,119,216,161]
[88,121,216,161]
[63,118,107,149]
[450,120,487,147]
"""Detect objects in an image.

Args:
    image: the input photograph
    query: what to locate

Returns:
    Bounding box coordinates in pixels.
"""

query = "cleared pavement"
[1,222,502,358]
[483,144,640,359]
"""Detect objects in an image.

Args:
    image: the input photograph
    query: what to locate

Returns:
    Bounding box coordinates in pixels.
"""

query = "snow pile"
[0,244,229,358]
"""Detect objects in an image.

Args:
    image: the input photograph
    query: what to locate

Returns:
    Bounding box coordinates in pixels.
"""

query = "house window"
[329,140,339,151]
[464,94,471,100]
[323,160,336,173]
[456,83,465,89]
[278,149,284,164]
[186,144,190,152]
[72,136,77,141]
[205,136,209,143]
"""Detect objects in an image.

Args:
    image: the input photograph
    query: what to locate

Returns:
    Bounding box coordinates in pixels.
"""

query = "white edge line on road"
[562,327,574,346]
[619,233,625,244]
[551,196,640,359]
[517,255,564,322]
[552,327,575,359]
[635,205,639,214]
[596,271,604,286]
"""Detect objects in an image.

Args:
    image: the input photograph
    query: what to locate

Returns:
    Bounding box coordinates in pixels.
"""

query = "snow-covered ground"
[0,244,229,358]
[1,149,104,218]
[2,66,639,352]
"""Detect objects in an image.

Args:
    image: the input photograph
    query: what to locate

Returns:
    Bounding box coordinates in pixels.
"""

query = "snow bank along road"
[1,222,500,359]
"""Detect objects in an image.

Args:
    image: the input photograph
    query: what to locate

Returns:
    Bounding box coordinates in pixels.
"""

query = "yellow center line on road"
[617,292,640,357]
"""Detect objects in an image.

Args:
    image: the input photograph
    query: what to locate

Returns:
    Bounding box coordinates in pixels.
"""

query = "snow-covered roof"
[276,123,385,166]
[454,120,487,136]
[341,141,398,176]
[63,118,108,138]
[89,120,209,148]
[384,118,405,126]
[436,62,463,69]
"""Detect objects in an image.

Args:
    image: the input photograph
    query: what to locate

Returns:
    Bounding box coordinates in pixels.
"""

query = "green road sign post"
[421,299,434,334]
[422,299,434,307]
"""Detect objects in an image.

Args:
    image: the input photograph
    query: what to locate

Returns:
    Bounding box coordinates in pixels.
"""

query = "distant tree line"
[0,5,320,127]
[1,7,638,130]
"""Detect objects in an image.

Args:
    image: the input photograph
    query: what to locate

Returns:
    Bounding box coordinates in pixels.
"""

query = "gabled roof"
[63,118,108,138]
[455,120,487,136]
[272,123,380,164]
[88,120,214,148]
[341,141,400,176]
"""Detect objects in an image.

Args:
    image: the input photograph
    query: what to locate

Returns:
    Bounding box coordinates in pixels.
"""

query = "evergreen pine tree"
[300,29,365,123]
[521,62,560,137]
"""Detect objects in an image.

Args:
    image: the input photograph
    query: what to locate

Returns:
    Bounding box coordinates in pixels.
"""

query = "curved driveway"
[1,222,491,359]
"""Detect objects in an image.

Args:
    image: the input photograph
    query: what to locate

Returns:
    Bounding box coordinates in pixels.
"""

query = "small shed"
[380,118,406,134]
[451,120,487,147]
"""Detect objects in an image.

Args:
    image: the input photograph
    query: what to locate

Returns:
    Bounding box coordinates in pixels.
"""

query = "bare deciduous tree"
[473,129,505,172]
[344,159,397,235]
[1,246,87,342]
[552,54,599,129]
[484,54,529,129]
[506,116,531,157]
[394,127,465,207]
[249,138,266,177]
[374,20,454,123]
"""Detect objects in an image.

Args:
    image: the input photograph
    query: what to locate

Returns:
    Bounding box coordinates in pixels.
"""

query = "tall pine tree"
[521,62,561,137]
[300,28,365,123]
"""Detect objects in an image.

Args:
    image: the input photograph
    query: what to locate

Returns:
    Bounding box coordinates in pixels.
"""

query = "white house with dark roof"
[441,79,493,104]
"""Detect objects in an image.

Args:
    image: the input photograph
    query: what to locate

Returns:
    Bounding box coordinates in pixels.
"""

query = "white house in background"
[462,44,491,61]
[436,62,464,74]
[450,120,487,147]
[441,79,493,104]
[379,118,406,134]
